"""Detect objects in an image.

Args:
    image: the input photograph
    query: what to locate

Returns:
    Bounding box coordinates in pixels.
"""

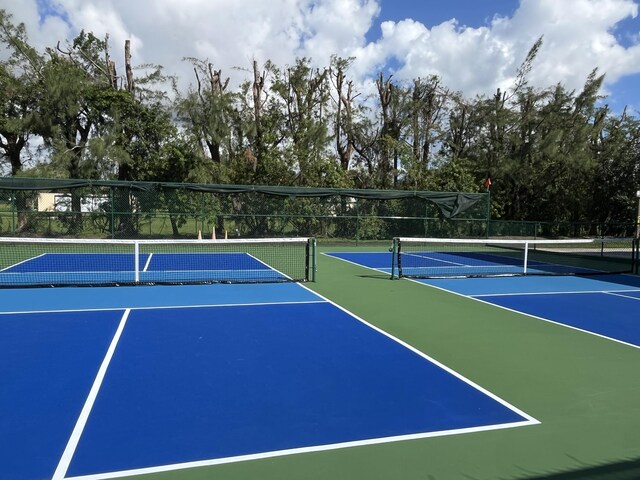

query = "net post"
[134,241,140,284]
[390,237,399,279]
[306,237,317,282]
[523,241,529,275]
[312,238,317,281]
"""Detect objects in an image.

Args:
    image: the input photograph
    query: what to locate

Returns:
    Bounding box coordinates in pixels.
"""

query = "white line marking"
[0,253,47,272]
[246,252,292,280]
[297,282,539,425]
[59,282,539,480]
[52,309,132,480]
[605,291,640,301]
[0,300,327,316]
[413,279,640,351]
[473,289,640,298]
[63,420,533,480]
[321,253,392,275]
[36,282,538,480]
[403,252,468,267]
[142,253,153,272]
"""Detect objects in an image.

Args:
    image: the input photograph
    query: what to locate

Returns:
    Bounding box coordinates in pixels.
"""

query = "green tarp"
[0,177,487,219]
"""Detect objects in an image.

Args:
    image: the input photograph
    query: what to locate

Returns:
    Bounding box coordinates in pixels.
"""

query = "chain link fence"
[0,178,634,243]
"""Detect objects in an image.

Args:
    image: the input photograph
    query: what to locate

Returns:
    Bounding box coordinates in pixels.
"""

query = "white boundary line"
[64,420,530,480]
[246,252,293,280]
[142,253,153,272]
[403,252,467,267]
[473,289,640,298]
[33,283,539,480]
[605,291,640,301]
[0,300,327,316]
[297,282,540,425]
[414,279,640,351]
[52,309,132,480]
[321,252,392,275]
[0,253,47,272]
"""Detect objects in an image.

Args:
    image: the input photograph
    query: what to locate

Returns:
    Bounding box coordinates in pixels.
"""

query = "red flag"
[484,177,492,190]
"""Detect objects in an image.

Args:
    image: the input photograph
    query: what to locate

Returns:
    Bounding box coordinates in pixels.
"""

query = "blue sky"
[375,0,521,32]
[5,0,640,112]
[367,0,640,111]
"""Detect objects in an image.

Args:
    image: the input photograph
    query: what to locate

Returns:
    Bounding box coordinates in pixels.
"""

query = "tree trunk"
[125,40,134,94]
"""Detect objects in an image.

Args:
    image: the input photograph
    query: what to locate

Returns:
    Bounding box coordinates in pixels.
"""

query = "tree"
[271,58,334,186]
[176,60,236,180]
[0,11,42,176]
[0,10,45,230]
[330,56,357,173]
[591,108,640,232]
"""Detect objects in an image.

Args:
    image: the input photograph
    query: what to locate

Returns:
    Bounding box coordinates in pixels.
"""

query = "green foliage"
[0,18,638,231]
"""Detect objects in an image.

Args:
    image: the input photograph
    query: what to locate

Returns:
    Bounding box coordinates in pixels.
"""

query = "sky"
[1,0,640,112]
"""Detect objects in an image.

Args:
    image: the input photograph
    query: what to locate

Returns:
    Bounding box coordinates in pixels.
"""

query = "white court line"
[403,252,467,267]
[605,291,640,301]
[142,253,153,272]
[246,252,293,280]
[64,420,530,480]
[0,300,327,316]
[473,289,640,298]
[0,253,47,272]
[412,278,640,351]
[298,282,539,425]
[321,252,391,275]
[52,309,132,480]
[49,283,539,480]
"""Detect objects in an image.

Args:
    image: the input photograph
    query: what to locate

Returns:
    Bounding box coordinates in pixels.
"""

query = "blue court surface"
[420,275,640,349]
[0,282,537,480]
[324,250,629,277]
[326,252,640,349]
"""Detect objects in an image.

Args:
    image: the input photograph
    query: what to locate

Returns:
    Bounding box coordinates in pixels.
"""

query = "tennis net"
[0,237,316,287]
[391,237,638,279]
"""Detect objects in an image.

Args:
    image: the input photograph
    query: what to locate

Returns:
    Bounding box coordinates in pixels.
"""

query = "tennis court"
[327,240,640,349]
[0,239,539,480]
[3,238,640,480]
[0,238,312,286]
[421,275,640,348]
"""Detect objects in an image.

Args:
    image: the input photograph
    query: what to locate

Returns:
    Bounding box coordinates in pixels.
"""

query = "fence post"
[424,203,428,237]
[10,195,16,234]
[110,187,115,239]
[355,199,360,246]
[200,191,206,236]
[485,191,491,238]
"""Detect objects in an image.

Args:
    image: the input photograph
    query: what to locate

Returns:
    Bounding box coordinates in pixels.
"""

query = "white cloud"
[1,0,639,102]
[376,0,640,98]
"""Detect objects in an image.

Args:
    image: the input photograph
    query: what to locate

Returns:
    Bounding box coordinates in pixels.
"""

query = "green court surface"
[109,245,640,480]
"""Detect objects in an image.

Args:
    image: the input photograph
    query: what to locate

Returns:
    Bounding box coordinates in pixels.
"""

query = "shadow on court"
[592,274,640,289]
[517,456,640,479]
[357,274,391,280]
